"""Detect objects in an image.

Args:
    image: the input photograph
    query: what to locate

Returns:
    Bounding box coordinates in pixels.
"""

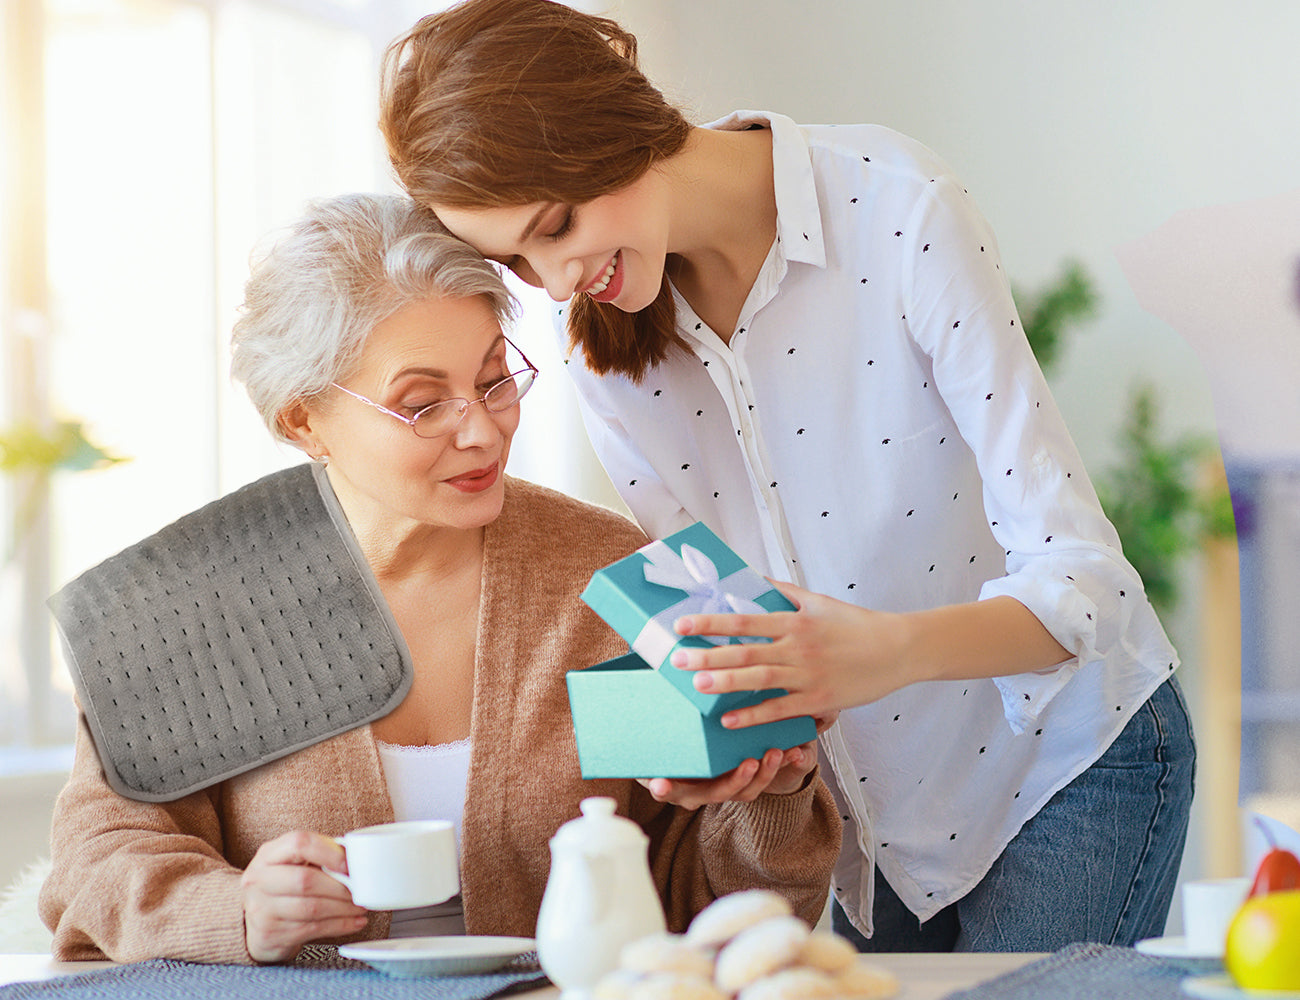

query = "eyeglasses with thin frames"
[330,335,538,440]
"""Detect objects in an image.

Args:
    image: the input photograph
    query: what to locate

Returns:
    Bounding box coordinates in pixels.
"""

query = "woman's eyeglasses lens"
[411,369,536,438]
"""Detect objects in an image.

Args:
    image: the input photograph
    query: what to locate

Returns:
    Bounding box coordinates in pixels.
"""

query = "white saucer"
[1182,974,1300,999]
[340,936,536,977]
[1137,935,1222,961]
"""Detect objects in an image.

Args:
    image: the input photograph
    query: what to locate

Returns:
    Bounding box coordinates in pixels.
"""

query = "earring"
[312,452,330,466]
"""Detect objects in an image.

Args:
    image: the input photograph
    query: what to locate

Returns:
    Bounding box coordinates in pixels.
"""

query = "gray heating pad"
[49,461,412,802]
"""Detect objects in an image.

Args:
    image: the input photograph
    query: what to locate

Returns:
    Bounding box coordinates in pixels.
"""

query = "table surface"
[0,951,1044,999]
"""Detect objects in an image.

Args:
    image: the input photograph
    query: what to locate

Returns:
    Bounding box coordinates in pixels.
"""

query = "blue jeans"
[832,676,1196,952]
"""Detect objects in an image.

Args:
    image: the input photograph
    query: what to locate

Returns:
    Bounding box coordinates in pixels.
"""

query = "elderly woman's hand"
[240,830,368,964]
[638,713,835,809]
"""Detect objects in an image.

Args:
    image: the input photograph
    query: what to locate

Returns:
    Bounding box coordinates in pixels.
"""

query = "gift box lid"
[580,521,796,717]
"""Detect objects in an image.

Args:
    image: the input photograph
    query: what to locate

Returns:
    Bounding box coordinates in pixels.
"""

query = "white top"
[376,739,471,936]
[555,111,1179,932]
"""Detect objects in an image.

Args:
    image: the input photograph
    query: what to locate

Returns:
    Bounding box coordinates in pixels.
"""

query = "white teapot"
[536,796,667,997]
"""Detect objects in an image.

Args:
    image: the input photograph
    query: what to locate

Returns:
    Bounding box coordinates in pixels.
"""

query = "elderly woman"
[37,194,840,965]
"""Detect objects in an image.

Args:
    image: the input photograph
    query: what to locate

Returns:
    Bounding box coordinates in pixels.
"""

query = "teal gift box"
[567,521,817,778]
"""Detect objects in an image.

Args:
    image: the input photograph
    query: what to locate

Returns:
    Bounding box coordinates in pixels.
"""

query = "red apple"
[1249,818,1300,897]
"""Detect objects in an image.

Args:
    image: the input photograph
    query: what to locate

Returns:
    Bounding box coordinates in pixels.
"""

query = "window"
[2,0,620,754]
[1,0,425,750]
[1232,463,1300,801]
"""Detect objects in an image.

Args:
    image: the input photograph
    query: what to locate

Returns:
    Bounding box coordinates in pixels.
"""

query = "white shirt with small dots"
[556,111,1178,934]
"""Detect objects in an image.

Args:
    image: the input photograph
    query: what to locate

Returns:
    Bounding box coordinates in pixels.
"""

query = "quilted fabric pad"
[49,462,412,802]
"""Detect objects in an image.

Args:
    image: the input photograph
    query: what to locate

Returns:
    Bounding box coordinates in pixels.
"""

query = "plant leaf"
[0,420,126,474]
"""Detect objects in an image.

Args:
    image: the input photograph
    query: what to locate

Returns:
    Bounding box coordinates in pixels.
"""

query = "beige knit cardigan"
[39,476,841,964]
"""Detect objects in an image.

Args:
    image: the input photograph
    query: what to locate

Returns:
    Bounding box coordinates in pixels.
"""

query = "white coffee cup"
[324,820,459,910]
[1181,876,1251,956]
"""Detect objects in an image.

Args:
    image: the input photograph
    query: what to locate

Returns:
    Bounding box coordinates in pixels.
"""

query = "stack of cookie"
[593,889,899,1000]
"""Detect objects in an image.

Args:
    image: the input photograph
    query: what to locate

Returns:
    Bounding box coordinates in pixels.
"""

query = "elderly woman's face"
[304,294,519,533]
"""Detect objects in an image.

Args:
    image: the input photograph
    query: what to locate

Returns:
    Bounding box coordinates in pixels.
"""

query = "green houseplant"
[1,419,123,562]
[1,419,122,744]
[1015,261,1235,615]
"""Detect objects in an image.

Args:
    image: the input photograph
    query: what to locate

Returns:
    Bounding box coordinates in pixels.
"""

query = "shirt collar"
[702,110,826,269]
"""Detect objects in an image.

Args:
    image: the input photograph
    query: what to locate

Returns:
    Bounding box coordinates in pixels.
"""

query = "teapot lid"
[550,796,649,853]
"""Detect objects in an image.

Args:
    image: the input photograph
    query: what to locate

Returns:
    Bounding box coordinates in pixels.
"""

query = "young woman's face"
[434,168,671,313]
[290,295,520,534]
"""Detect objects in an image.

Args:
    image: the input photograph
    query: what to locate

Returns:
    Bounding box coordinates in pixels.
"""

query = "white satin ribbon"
[632,540,771,669]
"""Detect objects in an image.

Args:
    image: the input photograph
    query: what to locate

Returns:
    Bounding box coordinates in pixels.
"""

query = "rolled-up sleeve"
[903,176,1174,732]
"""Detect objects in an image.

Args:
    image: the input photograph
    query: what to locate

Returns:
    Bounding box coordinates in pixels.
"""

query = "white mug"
[1181,876,1251,956]
[324,820,459,910]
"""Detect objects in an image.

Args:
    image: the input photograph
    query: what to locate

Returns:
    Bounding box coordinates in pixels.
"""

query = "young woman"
[376,0,1196,953]
[38,193,838,965]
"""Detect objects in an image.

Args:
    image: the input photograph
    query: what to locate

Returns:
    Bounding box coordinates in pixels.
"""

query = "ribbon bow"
[632,540,771,669]
[642,542,768,618]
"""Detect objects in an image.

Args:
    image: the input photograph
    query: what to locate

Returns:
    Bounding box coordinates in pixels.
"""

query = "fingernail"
[721,714,738,729]
[674,617,693,635]
[694,672,714,691]
[670,650,689,668]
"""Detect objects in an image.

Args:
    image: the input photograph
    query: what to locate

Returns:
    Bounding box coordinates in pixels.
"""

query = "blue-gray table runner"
[0,949,547,1000]
[943,941,1206,1000]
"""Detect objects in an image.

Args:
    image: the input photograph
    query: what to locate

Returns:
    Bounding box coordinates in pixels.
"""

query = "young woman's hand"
[638,713,835,809]
[240,830,368,964]
[639,742,816,809]
[671,583,1074,729]
[671,579,915,728]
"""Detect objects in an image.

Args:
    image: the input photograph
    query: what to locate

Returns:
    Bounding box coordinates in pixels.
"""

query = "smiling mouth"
[583,252,619,297]
[447,463,500,492]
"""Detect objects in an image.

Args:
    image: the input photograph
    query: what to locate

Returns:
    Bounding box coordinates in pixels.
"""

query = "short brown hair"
[380,0,692,381]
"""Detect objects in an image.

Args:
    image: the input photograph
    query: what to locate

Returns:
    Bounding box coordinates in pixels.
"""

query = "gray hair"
[230,193,517,442]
